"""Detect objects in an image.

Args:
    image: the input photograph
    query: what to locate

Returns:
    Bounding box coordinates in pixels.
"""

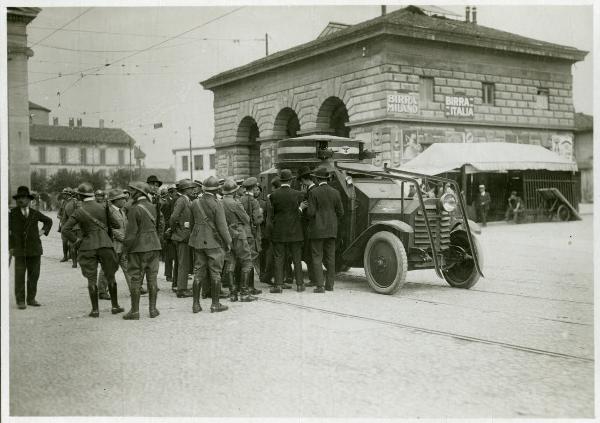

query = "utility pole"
[265,33,269,56]
[188,126,193,181]
[129,140,133,183]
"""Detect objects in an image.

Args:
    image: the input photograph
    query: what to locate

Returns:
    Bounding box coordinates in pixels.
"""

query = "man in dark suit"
[162,185,179,286]
[302,166,344,293]
[62,182,124,317]
[9,186,53,309]
[474,184,491,227]
[297,166,319,288]
[169,179,195,298]
[268,169,305,293]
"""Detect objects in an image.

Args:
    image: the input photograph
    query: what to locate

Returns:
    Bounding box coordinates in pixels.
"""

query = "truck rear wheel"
[556,204,571,221]
[442,230,483,289]
[364,231,407,295]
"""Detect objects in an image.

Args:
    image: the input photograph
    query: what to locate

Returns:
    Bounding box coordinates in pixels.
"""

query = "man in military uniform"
[239,177,263,295]
[9,186,53,309]
[122,182,162,320]
[94,189,106,204]
[188,176,232,313]
[62,183,124,317]
[169,179,195,298]
[97,189,131,300]
[58,187,72,262]
[268,169,305,293]
[302,166,344,293]
[63,188,82,268]
[221,179,257,302]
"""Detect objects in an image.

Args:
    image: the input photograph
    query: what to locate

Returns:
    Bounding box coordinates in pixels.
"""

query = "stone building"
[573,113,593,203]
[200,5,587,179]
[7,7,40,197]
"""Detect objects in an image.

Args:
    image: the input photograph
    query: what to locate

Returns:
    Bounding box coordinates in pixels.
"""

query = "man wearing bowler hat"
[9,186,53,309]
[301,166,344,292]
[268,169,305,292]
[62,182,124,317]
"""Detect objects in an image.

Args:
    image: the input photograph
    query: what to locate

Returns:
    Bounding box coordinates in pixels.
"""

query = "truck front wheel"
[442,230,483,289]
[364,231,408,295]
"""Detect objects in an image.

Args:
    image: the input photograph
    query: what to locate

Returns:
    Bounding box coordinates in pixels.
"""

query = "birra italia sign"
[387,93,419,114]
[445,95,474,118]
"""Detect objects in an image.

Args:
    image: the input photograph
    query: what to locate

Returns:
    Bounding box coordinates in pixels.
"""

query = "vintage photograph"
[3,1,595,419]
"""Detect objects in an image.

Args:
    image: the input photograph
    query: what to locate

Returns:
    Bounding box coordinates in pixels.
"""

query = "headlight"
[440,193,457,212]
[345,176,353,186]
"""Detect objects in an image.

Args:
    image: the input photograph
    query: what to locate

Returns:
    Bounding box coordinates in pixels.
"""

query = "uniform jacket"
[239,193,263,239]
[62,199,119,251]
[9,207,53,256]
[188,193,232,250]
[305,183,344,239]
[124,198,162,253]
[222,195,251,240]
[169,194,192,242]
[63,198,80,226]
[108,204,128,254]
[475,191,491,209]
[268,185,304,243]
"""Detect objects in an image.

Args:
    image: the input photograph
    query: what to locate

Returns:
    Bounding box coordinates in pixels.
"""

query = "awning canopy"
[400,142,578,175]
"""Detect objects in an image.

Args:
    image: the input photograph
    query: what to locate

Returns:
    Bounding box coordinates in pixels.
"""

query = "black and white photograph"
[2,0,597,419]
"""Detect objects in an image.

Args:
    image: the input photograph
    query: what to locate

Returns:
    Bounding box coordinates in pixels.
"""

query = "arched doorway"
[273,107,300,139]
[236,116,260,177]
[316,96,350,137]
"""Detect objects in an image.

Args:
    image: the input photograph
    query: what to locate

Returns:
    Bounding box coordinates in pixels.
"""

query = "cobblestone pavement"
[8,212,594,417]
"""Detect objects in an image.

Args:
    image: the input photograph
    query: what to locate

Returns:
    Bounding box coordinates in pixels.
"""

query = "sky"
[25,4,593,168]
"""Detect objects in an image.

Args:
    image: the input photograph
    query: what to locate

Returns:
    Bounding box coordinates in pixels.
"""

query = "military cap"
[279,169,293,182]
[242,177,258,188]
[203,176,220,191]
[146,175,163,186]
[176,179,196,191]
[222,178,240,195]
[167,184,177,192]
[311,166,331,180]
[77,182,95,197]
[128,181,150,195]
[107,189,127,202]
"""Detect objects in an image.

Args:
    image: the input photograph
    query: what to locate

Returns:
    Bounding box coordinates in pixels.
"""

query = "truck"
[258,134,484,294]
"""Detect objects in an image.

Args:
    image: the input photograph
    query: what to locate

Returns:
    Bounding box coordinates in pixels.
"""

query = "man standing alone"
[475,184,491,227]
[9,186,53,309]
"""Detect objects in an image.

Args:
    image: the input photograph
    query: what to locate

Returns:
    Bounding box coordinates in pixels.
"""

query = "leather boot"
[248,268,262,295]
[108,282,124,314]
[226,272,238,302]
[192,279,202,313]
[240,271,257,302]
[202,276,211,299]
[60,241,69,262]
[149,279,160,318]
[123,289,140,320]
[88,285,99,317]
[210,278,228,313]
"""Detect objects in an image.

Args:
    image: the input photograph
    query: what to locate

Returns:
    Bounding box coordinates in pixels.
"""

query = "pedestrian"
[260,177,281,286]
[61,182,124,317]
[474,184,491,227]
[162,185,180,291]
[63,189,81,268]
[9,186,53,309]
[188,176,232,313]
[221,179,258,302]
[122,181,162,320]
[97,189,131,300]
[505,190,524,223]
[301,166,344,293]
[169,179,195,298]
[268,169,305,293]
[297,166,319,288]
[239,176,264,295]
[57,187,72,262]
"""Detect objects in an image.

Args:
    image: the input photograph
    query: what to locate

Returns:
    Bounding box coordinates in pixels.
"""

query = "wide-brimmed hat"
[311,166,330,180]
[242,177,258,188]
[279,169,293,182]
[222,179,240,195]
[12,186,35,200]
[203,176,220,191]
[76,182,95,197]
[146,175,163,186]
[128,181,150,196]
[176,179,196,191]
[297,166,312,180]
[107,189,127,202]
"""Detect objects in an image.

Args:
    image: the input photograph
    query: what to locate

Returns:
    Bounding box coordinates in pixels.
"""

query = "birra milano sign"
[387,93,419,114]
[445,95,474,118]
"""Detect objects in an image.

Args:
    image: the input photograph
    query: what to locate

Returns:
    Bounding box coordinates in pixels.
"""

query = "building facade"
[573,113,593,203]
[201,6,587,180]
[7,7,40,197]
[172,146,217,182]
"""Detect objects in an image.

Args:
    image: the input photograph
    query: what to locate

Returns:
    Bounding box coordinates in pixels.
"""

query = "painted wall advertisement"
[387,93,419,114]
[445,95,474,118]
[551,134,573,161]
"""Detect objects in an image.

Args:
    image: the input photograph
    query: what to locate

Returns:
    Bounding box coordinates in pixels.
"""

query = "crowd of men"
[9,166,344,319]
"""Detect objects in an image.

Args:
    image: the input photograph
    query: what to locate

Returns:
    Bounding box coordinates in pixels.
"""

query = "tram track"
[258,296,594,363]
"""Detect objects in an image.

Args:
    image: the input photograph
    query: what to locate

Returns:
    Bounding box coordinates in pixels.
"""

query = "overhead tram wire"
[29,8,94,47]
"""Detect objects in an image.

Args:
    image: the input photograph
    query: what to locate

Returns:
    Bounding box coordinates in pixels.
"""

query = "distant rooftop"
[30,124,135,146]
[29,101,51,112]
[574,113,593,133]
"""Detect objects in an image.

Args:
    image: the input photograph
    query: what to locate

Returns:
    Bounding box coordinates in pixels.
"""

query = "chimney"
[76,118,82,127]
[465,6,470,22]
[472,6,477,24]
[381,5,386,16]
[99,119,104,129]
[68,118,74,128]
[53,117,59,126]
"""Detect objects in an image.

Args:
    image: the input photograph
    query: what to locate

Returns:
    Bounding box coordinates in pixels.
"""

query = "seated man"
[505,191,524,223]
